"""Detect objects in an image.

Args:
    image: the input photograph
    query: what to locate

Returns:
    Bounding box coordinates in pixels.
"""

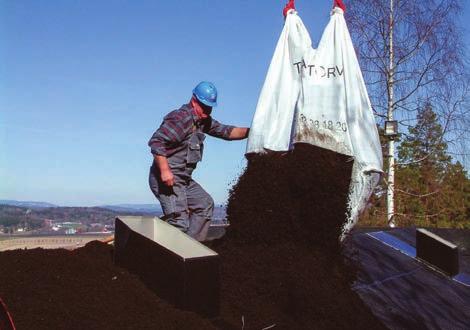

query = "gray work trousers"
[149,167,214,242]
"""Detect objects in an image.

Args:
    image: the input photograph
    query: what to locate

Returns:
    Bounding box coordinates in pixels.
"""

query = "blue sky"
[1,1,469,206]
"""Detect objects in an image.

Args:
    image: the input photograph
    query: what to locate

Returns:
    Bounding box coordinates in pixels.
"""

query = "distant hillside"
[100,204,227,221]
[0,200,57,209]
[0,205,149,229]
[0,203,227,229]
[99,204,162,214]
[0,200,163,214]
[99,204,227,221]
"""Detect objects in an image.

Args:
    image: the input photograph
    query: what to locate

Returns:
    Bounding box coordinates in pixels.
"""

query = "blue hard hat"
[192,81,218,107]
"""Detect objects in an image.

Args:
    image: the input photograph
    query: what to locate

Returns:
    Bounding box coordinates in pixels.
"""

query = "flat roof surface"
[347,228,470,329]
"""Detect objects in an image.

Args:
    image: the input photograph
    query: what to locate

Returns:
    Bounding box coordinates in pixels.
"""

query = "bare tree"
[346,0,469,225]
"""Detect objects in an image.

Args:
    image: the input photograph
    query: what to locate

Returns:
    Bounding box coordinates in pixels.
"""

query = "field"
[0,234,110,251]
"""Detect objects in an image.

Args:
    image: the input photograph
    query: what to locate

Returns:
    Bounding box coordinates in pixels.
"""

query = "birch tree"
[347,0,469,225]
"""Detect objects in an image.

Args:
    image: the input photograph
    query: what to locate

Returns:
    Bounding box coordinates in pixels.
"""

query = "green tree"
[395,104,470,227]
[440,162,470,228]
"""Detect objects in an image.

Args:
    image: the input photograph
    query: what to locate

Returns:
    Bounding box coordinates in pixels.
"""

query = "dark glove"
[283,0,295,18]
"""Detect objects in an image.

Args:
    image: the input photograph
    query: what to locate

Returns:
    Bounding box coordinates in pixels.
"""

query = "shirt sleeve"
[148,110,193,156]
[203,117,235,140]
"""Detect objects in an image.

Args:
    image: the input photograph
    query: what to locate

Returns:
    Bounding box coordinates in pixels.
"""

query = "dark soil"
[0,144,386,329]
[0,241,216,330]
[209,144,386,329]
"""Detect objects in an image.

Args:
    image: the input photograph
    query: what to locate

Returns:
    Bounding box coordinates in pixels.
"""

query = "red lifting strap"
[283,0,295,17]
[0,296,16,330]
[334,0,346,12]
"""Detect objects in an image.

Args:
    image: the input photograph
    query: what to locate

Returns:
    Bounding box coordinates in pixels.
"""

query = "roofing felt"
[347,227,470,330]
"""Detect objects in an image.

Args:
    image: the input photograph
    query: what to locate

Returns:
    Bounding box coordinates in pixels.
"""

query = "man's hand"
[160,168,175,187]
[154,154,174,187]
[229,127,250,140]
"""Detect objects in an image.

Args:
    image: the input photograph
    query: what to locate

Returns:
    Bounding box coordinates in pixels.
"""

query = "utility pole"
[386,0,396,227]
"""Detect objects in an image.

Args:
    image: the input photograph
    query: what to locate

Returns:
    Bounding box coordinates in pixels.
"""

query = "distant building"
[44,219,54,227]
[65,228,77,235]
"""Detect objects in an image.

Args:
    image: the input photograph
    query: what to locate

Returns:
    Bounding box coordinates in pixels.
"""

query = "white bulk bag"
[246,8,383,236]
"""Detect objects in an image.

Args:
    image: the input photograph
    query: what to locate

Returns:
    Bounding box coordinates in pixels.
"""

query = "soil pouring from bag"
[0,144,385,329]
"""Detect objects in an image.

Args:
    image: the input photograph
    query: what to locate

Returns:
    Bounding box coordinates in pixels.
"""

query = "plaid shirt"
[148,104,235,157]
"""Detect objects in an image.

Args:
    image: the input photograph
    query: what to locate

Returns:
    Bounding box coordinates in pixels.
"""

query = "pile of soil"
[210,144,385,329]
[0,241,216,330]
[0,144,385,329]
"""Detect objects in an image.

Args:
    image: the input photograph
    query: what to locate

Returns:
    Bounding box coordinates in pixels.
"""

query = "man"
[148,81,249,241]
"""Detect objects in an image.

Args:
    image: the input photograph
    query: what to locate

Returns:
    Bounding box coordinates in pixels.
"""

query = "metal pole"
[387,0,396,227]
